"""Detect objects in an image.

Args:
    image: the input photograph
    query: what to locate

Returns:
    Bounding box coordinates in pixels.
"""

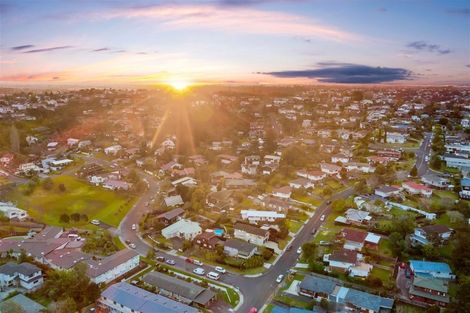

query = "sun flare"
[167,79,191,91]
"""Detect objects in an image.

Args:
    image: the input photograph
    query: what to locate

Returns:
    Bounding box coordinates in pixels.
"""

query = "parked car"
[186,258,194,264]
[128,243,136,249]
[90,219,100,225]
[311,228,316,235]
[131,224,137,230]
[320,214,326,221]
[286,245,292,251]
[319,241,331,246]
[166,259,176,265]
[276,274,284,283]
[326,200,332,205]
[215,266,226,274]
[207,271,220,280]
[193,268,205,275]
[193,259,203,266]
[296,247,302,254]
[156,256,165,262]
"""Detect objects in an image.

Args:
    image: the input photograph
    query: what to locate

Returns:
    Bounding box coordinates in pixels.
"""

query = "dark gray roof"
[142,271,205,301]
[101,282,197,313]
[0,294,45,313]
[86,249,138,278]
[345,288,394,312]
[299,275,336,295]
[224,238,257,255]
[234,222,269,237]
[164,195,184,207]
[0,262,40,277]
[157,207,185,220]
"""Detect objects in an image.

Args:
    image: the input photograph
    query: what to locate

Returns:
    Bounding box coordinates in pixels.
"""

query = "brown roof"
[330,249,358,264]
[342,228,368,243]
[421,224,452,235]
[234,222,269,237]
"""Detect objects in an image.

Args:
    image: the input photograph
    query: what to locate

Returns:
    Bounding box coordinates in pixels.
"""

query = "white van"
[207,271,220,280]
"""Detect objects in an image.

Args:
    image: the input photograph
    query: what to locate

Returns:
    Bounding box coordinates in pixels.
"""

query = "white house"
[104,145,122,155]
[345,162,375,173]
[386,132,407,144]
[331,154,350,164]
[161,219,202,240]
[374,185,401,198]
[0,262,43,291]
[410,225,453,246]
[67,138,79,146]
[233,222,269,246]
[241,210,285,223]
[297,170,326,182]
[0,202,28,220]
[171,176,197,187]
[85,249,140,284]
[289,178,314,189]
[320,163,341,176]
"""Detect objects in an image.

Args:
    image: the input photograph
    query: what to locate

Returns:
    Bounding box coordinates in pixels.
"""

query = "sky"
[0,0,469,86]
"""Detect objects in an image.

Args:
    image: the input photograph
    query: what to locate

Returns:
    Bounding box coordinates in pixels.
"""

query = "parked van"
[207,271,220,280]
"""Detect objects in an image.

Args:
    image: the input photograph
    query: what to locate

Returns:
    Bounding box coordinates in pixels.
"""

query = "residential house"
[340,228,368,251]
[344,209,372,225]
[320,163,341,176]
[161,219,202,241]
[409,276,450,307]
[0,262,43,291]
[374,185,401,198]
[296,170,326,182]
[241,210,286,223]
[289,178,314,189]
[156,207,185,225]
[142,271,216,308]
[345,162,375,173]
[206,190,235,209]
[402,181,433,197]
[233,222,269,245]
[409,260,455,280]
[97,282,198,313]
[194,231,222,250]
[102,179,130,191]
[421,174,450,189]
[225,178,256,189]
[443,153,470,171]
[104,144,122,155]
[0,202,28,220]
[459,177,470,199]
[386,132,407,144]
[272,186,292,199]
[223,239,257,259]
[331,154,350,164]
[85,249,140,284]
[298,275,394,313]
[377,149,401,160]
[0,294,45,313]
[410,225,453,246]
[171,176,197,187]
[164,195,184,207]
[261,196,296,212]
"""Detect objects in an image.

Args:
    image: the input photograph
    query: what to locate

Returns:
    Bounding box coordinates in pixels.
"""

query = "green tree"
[410,165,418,177]
[59,214,70,223]
[302,242,316,261]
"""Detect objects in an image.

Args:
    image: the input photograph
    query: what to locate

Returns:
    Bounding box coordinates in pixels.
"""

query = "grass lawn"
[273,294,314,310]
[278,236,292,250]
[7,175,135,228]
[378,239,393,258]
[263,303,275,313]
[113,236,126,250]
[395,303,426,313]
[370,267,392,282]
[287,220,303,233]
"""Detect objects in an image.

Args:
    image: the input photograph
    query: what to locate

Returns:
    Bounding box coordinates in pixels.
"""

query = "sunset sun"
[167,79,191,91]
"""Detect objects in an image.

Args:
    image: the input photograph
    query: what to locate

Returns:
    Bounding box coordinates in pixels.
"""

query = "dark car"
[311,228,316,235]
[156,256,165,262]
[286,245,292,251]
[326,200,332,205]
[186,258,195,264]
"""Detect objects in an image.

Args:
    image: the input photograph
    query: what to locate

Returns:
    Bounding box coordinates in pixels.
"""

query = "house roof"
[413,276,448,293]
[0,294,45,313]
[0,262,40,276]
[342,228,368,243]
[234,222,269,237]
[330,249,358,264]
[410,286,450,303]
[345,209,370,222]
[403,181,432,192]
[461,177,470,187]
[101,282,197,313]
[86,249,138,278]
[421,224,452,235]
[224,238,257,255]
[365,233,381,244]
[344,288,394,312]
[45,249,91,269]
[298,275,337,295]
[142,271,214,305]
[157,207,184,221]
[273,186,292,195]
[410,260,453,275]
[375,185,400,193]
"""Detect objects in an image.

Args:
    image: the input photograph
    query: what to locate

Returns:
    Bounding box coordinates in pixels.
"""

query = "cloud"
[22,45,72,53]
[0,71,68,82]
[94,4,359,42]
[466,64,470,68]
[264,62,412,83]
[92,47,111,52]
[11,44,35,51]
[406,41,451,55]
[446,8,470,16]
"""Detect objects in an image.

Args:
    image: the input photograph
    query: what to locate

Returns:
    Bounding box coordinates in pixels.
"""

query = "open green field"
[8,175,135,228]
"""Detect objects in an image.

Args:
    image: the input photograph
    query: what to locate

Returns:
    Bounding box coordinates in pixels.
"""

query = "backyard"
[7,175,135,228]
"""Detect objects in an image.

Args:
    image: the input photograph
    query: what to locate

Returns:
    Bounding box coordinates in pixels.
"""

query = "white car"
[90,219,100,225]
[193,260,203,266]
[165,259,176,265]
[128,243,136,249]
[193,268,205,275]
[320,215,325,222]
[297,247,302,254]
[276,274,284,283]
[215,266,226,274]
[131,224,137,231]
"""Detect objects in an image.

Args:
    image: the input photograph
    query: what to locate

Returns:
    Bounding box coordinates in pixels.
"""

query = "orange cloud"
[97,4,359,42]
[0,71,69,82]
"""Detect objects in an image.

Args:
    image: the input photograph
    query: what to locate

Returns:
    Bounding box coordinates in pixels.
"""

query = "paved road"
[415,132,432,177]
